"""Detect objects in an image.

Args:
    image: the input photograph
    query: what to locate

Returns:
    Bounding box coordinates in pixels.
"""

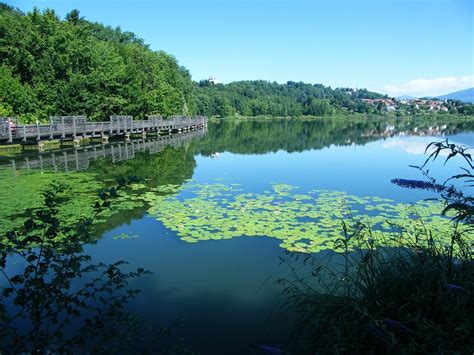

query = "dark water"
[1,118,473,353]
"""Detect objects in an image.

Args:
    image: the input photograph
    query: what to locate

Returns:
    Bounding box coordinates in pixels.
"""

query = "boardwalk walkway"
[0,115,208,144]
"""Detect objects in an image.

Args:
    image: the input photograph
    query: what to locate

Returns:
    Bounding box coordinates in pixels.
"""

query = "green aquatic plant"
[0,179,155,353]
[0,177,193,353]
[0,169,150,244]
[146,181,467,253]
[278,140,473,354]
[113,232,140,240]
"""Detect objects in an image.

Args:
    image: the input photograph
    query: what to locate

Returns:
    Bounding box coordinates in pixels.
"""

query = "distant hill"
[436,88,474,103]
[396,88,474,103]
[195,81,388,117]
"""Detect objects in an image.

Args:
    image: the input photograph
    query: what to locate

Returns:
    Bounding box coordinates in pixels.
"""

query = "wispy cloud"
[383,75,474,97]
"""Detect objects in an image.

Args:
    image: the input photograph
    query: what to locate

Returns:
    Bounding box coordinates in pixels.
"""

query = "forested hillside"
[0,4,196,122]
[2,4,470,122]
[194,80,386,117]
[0,4,391,122]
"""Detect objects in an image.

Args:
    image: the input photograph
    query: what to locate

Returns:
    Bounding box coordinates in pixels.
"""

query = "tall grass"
[280,140,473,354]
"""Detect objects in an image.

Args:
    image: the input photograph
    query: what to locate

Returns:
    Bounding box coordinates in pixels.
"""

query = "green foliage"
[0,179,158,353]
[0,144,197,239]
[0,6,195,122]
[279,141,474,353]
[194,81,387,117]
[145,180,469,253]
[89,146,196,187]
[195,80,474,118]
[280,227,473,353]
[1,4,472,122]
[420,140,473,224]
[0,169,151,241]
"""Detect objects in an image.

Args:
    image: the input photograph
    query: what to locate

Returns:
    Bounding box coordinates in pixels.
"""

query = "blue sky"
[7,0,474,96]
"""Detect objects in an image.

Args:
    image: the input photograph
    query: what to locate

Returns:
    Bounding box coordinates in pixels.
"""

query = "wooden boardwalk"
[2,127,207,174]
[0,115,208,144]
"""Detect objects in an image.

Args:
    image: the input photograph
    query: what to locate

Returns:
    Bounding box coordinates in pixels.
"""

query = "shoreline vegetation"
[207,113,474,121]
[280,140,473,353]
[1,4,473,124]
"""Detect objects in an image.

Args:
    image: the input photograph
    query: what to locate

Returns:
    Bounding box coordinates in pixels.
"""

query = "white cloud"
[382,139,430,155]
[382,138,461,156]
[383,75,474,97]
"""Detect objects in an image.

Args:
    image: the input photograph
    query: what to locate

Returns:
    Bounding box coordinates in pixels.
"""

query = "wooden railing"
[0,115,208,143]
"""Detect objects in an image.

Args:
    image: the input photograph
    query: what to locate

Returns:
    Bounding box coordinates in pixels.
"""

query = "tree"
[65,9,82,24]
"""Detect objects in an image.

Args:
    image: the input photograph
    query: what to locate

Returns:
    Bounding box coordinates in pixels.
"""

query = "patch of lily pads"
[145,181,470,253]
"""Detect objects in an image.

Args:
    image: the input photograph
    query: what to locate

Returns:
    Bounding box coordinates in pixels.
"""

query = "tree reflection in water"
[0,178,180,353]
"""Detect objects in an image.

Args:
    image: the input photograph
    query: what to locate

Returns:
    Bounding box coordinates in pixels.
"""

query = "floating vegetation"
[146,181,470,253]
[0,169,149,244]
[113,232,140,240]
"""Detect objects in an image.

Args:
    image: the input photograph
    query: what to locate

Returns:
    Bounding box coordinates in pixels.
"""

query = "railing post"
[22,125,27,142]
[49,117,53,140]
[73,117,77,138]
[61,117,65,139]
[7,118,13,143]
[36,120,41,141]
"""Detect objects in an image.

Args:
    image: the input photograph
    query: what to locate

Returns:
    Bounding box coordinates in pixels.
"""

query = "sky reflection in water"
[1,119,473,352]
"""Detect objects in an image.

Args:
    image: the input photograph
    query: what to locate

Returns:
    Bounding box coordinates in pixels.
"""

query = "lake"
[1,117,473,353]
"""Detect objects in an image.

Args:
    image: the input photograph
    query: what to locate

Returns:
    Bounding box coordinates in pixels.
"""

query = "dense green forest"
[194,80,387,117]
[0,4,196,122]
[197,81,474,117]
[1,4,473,122]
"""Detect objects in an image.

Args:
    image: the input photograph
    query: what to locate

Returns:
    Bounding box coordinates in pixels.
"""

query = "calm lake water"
[1,118,473,353]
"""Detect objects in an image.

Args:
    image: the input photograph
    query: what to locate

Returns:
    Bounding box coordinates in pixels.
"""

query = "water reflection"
[0,180,183,353]
[2,118,472,173]
[194,118,474,155]
[1,118,473,353]
[1,128,207,174]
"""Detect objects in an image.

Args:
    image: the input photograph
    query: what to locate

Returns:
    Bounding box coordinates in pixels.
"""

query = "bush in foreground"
[281,140,473,354]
